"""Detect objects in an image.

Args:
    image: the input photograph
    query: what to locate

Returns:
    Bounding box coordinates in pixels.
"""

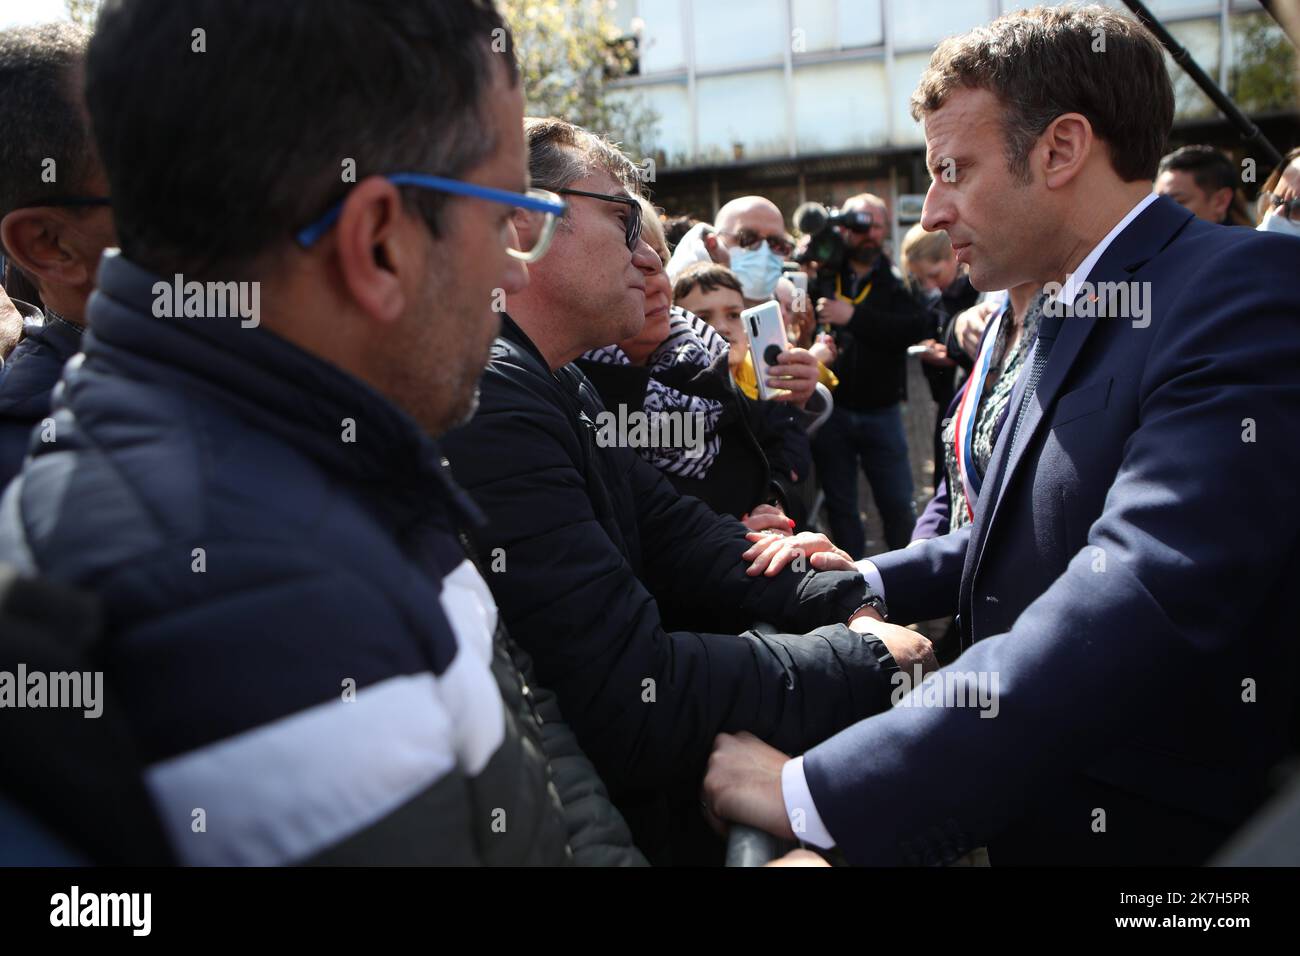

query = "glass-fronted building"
[607,0,1298,246]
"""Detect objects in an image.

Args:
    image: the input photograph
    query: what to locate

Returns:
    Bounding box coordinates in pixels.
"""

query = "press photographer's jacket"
[829,254,934,411]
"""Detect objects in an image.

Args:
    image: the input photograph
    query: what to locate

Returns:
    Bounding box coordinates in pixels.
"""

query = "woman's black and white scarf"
[582,306,726,479]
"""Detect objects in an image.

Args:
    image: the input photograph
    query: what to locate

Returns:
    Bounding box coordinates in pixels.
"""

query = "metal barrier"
[726,622,812,865]
[725,825,794,867]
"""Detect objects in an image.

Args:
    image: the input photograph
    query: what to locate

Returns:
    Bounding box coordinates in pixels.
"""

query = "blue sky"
[0,0,71,29]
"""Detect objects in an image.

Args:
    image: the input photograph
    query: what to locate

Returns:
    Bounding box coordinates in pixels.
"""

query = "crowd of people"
[1,0,1298,867]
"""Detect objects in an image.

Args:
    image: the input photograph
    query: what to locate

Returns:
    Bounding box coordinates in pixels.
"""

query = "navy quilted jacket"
[0,251,643,866]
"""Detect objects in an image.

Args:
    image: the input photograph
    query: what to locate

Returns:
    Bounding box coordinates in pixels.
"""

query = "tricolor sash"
[951,293,1010,520]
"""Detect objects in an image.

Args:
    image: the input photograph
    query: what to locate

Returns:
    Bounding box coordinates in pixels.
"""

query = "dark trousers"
[812,403,916,558]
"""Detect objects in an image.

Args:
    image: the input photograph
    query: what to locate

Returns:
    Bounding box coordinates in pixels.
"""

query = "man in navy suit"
[702,5,1300,865]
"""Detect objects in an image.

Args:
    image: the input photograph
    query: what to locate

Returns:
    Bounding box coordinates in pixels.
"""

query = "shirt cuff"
[856,559,886,605]
[781,756,836,850]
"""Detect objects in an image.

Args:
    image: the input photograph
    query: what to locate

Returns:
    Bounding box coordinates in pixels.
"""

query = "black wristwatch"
[851,594,888,621]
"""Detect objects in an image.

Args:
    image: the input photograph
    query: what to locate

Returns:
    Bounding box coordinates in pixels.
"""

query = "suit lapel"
[959,197,1195,636]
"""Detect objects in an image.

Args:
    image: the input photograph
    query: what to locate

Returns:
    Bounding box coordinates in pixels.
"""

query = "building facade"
[608,0,1299,248]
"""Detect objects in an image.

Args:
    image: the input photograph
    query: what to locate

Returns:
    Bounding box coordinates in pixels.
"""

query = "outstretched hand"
[743,530,855,577]
[742,504,794,536]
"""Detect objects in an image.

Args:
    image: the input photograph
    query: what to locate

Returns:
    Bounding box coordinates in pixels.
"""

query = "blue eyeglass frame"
[295,172,568,249]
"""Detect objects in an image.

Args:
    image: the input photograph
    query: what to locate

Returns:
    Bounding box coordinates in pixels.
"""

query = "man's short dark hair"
[0,22,97,231]
[910,4,1173,184]
[673,262,743,302]
[86,0,518,278]
[524,117,642,198]
[663,215,698,251]
[1159,145,1237,194]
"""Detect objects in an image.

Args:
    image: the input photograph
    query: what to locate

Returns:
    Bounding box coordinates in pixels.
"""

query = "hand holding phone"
[742,301,789,401]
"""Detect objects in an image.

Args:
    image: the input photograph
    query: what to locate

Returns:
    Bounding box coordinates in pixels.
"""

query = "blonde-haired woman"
[901,222,980,489]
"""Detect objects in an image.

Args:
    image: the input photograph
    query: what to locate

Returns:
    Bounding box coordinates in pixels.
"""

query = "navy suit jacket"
[803,195,1300,865]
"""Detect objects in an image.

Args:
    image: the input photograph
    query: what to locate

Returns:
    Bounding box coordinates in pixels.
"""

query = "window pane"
[609,0,638,33]
[693,0,786,71]
[793,61,889,152]
[696,70,790,161]
[839,0,884,48]
[791,0,884,52]
[999,0,1127,14]
[640,0,686,73]
[791,0,839,53]
[616,82,693,166]
[890,0,988,51]
[1145,0,1222,16]
[891,51,933,146]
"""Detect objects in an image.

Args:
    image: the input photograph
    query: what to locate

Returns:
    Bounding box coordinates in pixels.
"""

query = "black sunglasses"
[726,227,794,257]
[10,195,111,210]
[557,188,642,251]
[1263,191,1300,220]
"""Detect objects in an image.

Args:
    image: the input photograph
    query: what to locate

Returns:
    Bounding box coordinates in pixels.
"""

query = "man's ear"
[330,176,416,326]
[1210,186,1234,222]
[0,209,92,292]
[1038,112,1094,191]
[511,209,538,254]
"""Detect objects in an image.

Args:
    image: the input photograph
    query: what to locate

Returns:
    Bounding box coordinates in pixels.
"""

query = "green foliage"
[64,0,102,28]
[501,0,659,163]
[1230,12,1299,114]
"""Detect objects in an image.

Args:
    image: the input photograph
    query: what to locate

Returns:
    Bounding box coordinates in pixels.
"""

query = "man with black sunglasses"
[712,196,794,306]
[665,194,823,410]
[0,22,116,485]
[441,117,930,863]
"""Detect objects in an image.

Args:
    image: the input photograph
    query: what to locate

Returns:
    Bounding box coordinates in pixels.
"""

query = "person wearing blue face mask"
[727,241,786,301]
[666,195,826,415]
[664,195,794,303]
[706,196,794,304]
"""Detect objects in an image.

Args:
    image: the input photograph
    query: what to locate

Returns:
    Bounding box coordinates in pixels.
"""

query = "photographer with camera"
[797,193,933,557]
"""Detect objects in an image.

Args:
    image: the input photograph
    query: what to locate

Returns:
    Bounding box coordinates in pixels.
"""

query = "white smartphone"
[742,300,789,401]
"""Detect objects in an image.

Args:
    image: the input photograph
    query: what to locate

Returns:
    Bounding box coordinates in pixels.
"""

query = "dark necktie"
[1006,305,1065,456]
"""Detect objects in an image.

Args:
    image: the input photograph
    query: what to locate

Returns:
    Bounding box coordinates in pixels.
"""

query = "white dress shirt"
[782,190,1162,850]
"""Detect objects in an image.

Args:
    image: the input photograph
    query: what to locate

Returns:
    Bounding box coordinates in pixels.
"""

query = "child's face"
[678,285,747,370]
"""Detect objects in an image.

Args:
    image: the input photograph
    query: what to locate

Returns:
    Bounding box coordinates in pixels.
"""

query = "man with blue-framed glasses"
[295,173,567,262]
[0,0,643,868]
